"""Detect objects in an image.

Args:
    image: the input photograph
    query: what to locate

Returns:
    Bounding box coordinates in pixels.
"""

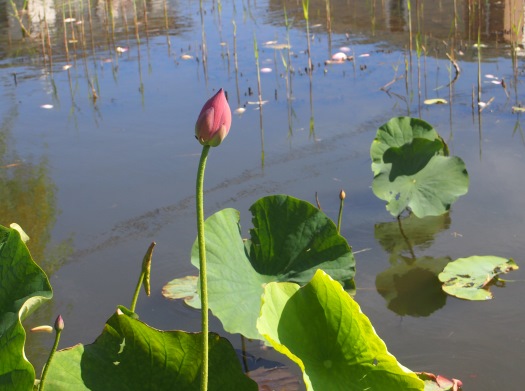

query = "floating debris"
[261,67,272,73]
[62,64,73,70]
[64,17,76,23]
[41,104,53,109]
[264,42,291,50]
[424,98,448,105]
[234,107,246,115]
[116,47,129,53]
[181,54,193,60]
[339,46,351,52]
[358,53,370,58]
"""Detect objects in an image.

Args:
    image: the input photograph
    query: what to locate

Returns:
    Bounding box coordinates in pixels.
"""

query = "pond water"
[2,0,525,389]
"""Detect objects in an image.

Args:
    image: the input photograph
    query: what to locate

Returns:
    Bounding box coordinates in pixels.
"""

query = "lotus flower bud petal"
[54,315,64,332]
[195,89,232,147]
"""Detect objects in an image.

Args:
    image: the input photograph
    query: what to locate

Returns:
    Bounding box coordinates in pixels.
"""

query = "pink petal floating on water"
[339,46,351,52]
[358,53,370,58]
[331,52,347,61]
[261,68,272,73]
[41,104,53,109]
[485,74,497,79]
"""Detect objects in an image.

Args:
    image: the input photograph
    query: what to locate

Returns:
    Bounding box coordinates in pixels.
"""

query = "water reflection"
[374,214,452,317]
[267,0,525,47]
[0,100,70,275]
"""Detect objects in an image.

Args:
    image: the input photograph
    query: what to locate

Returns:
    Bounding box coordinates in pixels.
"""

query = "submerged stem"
[196,144,211,391]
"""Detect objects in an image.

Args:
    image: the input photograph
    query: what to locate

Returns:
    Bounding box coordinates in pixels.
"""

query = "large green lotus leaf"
[0,225,53,390]
[374,213,451,259]
[383,138,445,181]
[370,117,447,175]
[189,208,274,339]
[247,195,355,283]
[376,256,451,317]
[180,196,355,340]
[372,155,469,218]
[257,269,424,391]
[44,310,257,390]
[438,256,519,300]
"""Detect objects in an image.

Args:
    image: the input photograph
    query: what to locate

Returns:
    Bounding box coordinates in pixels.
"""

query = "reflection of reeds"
[8,0,30,37]
[232,21,241,108]
[199,0,208,83]
[302,0,312,73]
[253,34,265,167]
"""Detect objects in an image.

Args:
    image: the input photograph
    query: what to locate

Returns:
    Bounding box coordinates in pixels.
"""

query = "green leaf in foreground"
[44,310,257,390]
[438,256,519,300]
[257,269,424,391]
[0,224,53,390]
[165,195,355,340]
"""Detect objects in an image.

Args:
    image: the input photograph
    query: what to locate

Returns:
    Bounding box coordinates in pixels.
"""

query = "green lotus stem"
[197,144,211,391]
[39,316,64,391]
[130,273,144,313]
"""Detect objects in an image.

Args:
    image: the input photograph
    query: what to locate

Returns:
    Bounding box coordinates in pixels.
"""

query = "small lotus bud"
[195,88,232,147]
[339,189,346,201]
[54,315,64,332]
[31,325,54,333]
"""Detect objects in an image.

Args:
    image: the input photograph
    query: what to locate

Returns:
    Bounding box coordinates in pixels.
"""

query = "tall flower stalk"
[194,88,232,391]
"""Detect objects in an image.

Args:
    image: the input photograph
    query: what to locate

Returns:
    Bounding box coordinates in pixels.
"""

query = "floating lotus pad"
[438,256,519,300]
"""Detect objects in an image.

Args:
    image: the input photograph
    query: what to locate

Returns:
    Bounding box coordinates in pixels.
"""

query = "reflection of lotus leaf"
[376,256,451,317]
[374,214,451,259]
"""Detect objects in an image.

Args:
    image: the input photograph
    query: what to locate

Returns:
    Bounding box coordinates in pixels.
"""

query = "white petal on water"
[339,46,351,52]
[261,68,272,73]
[64,17,76,23]
[181,54,193,60]
[358,53,370,57]
[116,47,128,53]
[331,52,347,61]
[485,74,497,79]
[247,100,268,105]
[234,107,246,114]
[62,64,72,70]
[41,104,53,109]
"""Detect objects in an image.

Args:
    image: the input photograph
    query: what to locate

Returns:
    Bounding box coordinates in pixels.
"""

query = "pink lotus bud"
[195,88,232,147]
[54,315,64,332]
